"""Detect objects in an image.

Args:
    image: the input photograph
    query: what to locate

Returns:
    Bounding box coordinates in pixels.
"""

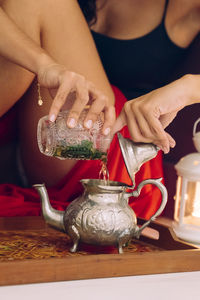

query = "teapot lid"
[117,133,159,186]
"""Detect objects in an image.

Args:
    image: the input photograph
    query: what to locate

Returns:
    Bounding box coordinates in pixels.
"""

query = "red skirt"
[0,86,164,219]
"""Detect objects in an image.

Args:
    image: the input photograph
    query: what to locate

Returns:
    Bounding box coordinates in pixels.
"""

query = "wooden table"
[0,216,200,286]
[0,272,200,300]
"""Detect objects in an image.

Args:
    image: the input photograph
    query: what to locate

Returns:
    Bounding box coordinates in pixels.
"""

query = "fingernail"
[49,114,56,122]
[104,127,111,135]
[68,118,76,128]
[85,120,93,129]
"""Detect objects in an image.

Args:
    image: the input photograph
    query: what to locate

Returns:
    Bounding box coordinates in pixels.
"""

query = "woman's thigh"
[1,0,114,186]
[0,0,40,116]
[0,0,39,184]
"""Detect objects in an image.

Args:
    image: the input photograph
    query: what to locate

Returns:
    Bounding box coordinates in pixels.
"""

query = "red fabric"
[0,86,164,219]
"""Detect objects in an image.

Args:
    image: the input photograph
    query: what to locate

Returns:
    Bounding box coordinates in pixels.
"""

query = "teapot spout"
[33,184,65,232]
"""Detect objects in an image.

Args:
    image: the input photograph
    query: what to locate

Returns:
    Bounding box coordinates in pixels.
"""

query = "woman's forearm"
[0,7,54,73]
[181,74,200,105]
[0,4,115,130]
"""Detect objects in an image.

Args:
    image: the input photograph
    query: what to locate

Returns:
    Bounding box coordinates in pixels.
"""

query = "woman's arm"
[0,6,52,72]
[0,6,112,129]
[0,0,115,185]
[112,74,200,153]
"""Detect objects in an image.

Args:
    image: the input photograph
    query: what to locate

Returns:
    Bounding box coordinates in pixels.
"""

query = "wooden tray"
[0,216,200,286]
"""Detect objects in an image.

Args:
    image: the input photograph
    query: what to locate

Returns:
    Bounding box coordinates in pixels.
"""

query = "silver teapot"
[34,133,167,253]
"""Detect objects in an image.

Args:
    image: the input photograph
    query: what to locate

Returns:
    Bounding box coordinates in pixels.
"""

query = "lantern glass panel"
[174,177,200,225]
[174,176,182,222]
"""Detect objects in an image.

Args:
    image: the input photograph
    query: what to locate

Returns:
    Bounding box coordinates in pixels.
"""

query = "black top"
[91,0,187,100]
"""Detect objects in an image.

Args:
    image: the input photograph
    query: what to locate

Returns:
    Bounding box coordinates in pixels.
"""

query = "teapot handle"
[126,178,168,237]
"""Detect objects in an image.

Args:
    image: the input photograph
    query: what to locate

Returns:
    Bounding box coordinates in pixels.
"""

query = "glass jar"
[37,109,111,161]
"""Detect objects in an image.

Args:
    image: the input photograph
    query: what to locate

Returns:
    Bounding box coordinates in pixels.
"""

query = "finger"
[83,94,106,129]
[133,109,156,141]
[111,101,153,142]
[118,103,151,143]
[102,105,116,135]
[156,132,175,154]
[125,104,171,152]
[125,109,153,143]
[48,87,57,100]
[48,82,72,122]
[84,81,115,131]
[111,108,127,136]
[66,80,90,128]
[87,81,104,104]
[166,132,176,148]
[141,108,171,151]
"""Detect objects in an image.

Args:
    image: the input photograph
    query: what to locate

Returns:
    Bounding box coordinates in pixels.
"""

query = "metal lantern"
[173,118,200,244]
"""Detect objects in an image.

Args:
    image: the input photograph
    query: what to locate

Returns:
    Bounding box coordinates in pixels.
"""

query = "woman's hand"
[111,76,197,153]
[37,63,116,135]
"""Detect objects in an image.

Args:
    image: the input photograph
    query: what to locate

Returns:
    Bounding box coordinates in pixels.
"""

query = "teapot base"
[67,224,133,254]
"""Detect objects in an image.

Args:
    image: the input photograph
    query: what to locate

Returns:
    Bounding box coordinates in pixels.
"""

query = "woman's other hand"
[37,63,115,136]
[111,75,199,153]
